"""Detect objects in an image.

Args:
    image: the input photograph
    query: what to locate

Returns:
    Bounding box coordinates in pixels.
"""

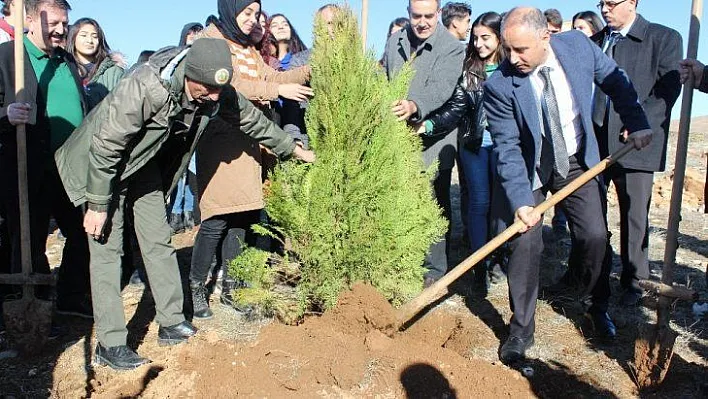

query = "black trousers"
[604,165,653,291]
[506,156,610,339]
[189,210,261,284]
[1,166,90,301]
[424,168,452,280]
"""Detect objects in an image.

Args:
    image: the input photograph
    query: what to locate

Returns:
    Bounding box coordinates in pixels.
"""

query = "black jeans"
[2,166,90,301]
[189,210,261,284]
[506,156,610,339]
[424,168,452,280]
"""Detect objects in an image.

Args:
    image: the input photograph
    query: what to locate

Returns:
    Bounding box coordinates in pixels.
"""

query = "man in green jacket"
[55,37,314,371]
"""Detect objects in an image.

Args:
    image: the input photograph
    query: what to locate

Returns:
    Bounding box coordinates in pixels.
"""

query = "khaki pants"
[88,161,184,347]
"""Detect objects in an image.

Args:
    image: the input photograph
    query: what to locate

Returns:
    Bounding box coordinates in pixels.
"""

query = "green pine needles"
[231,8,446,319]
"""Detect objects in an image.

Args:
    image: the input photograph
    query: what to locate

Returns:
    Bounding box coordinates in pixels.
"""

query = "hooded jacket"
[179,22,204,46]
[54,46,296,211]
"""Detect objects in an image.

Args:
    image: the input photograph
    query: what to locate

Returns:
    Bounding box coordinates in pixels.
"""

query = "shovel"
[395,142,637,330]
[0,0,54,354]
[633,0,703,388]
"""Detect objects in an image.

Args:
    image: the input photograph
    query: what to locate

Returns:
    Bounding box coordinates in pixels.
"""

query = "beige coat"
[197,25,309,222]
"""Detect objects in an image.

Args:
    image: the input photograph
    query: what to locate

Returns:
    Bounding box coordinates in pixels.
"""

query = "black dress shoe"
[500,335,534,364]
[94,343,150,371]
[586,311,617,339]
[158,320,198,346]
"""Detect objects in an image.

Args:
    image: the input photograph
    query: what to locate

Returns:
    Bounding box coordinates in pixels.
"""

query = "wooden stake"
[361,0,369,52]
[658,0,702,331]
[634,0,703,389]
[14,0,32,291]
[638,280,698,301]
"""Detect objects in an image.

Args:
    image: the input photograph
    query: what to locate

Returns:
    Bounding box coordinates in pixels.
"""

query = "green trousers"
[88,161,185,347]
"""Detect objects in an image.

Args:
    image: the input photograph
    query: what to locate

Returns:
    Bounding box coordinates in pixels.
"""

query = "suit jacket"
[0,40,86,199]
[484,31,650,214]
[591,14,682,172]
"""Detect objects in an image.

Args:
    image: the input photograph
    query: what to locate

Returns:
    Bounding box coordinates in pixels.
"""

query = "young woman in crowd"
[190,0,313,319]
[67,17,125,110]
[267,13,309,137]
[572,10,604,37]
[268,14,308,72]
[252,11,277,68]
[417,12,506,286]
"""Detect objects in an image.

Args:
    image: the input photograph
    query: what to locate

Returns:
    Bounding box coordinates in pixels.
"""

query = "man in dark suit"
[381,0,464,286]
[484,7,652,364]
[592,0,682,306]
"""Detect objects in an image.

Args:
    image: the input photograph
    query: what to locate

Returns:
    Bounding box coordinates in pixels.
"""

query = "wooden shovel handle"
[396,143,636,328]
[14,0,33,285]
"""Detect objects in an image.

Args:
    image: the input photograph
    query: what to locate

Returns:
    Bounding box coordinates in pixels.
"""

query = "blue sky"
[67,0,707,116]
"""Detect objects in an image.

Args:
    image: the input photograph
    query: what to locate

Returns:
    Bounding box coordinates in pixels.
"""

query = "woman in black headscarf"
[190,0,313,319]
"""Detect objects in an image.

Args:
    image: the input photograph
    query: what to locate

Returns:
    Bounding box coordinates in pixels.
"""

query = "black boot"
[190,282,213,320]
[94,343,150,371]
[169,213,184,235]
[220,278,236,307]
[158,320,198,346]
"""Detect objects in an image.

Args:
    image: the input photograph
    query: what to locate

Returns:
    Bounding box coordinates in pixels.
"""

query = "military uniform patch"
[215,68,230,85]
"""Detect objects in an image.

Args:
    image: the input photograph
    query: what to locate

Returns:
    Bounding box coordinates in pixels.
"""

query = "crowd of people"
[0,0,705,372]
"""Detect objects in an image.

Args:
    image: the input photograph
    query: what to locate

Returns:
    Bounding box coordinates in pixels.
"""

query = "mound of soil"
[51,283,533,397]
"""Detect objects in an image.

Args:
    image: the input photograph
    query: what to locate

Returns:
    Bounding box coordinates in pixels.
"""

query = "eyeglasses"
[596,0,629,10]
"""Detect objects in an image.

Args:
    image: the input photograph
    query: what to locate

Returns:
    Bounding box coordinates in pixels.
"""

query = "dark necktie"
[592,31,622,126]
[539,66,570,179]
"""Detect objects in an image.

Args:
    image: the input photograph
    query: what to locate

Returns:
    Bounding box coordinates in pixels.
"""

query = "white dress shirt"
[530,47,584,157]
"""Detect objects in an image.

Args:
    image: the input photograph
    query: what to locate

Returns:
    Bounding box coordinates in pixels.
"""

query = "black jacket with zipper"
[423,74,487,154]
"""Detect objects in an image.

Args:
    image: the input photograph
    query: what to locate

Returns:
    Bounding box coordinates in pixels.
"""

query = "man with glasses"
[589,0,682,306]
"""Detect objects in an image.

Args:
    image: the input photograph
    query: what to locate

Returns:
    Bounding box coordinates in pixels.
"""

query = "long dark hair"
[572,11,604,36]
[255,11,277,66]
[463,12,505,89]
[267,13,307,58]
[67,18,111,81]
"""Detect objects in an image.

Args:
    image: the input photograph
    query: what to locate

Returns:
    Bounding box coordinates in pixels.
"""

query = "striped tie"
[539,66,570,179]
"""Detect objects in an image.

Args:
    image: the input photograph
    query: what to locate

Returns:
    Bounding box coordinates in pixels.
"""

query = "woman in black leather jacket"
[415,12,506,282]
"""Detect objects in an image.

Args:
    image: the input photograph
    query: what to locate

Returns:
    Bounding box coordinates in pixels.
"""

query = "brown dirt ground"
[0,118,706,398]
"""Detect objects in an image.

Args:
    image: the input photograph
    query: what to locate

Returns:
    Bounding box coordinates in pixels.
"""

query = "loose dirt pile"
[51,284,533,397]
